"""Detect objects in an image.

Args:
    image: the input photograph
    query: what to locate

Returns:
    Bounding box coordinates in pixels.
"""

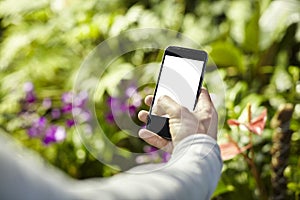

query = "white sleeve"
[0,133,76,200]
[0,133,222,200]
[74,134,223,200]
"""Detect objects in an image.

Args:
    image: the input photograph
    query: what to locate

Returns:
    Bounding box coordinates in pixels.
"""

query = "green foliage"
[0,0,299,199]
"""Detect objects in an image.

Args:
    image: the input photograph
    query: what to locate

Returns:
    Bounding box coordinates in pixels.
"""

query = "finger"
[194,88,213,111]
[153,95,182,118]
[139,129,173,152]
[144,95,153,106]
[138,110,149,123]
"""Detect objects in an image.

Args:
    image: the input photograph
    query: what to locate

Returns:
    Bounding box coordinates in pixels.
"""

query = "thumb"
[139,129,173,152]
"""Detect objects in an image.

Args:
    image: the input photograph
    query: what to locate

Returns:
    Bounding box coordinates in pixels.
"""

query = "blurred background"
[0,0,299,199]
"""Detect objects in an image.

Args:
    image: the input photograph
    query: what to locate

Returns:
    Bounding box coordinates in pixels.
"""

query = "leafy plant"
[0,0,299,199]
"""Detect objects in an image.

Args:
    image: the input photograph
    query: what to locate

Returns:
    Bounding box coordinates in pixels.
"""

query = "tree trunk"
[270,104,294,200]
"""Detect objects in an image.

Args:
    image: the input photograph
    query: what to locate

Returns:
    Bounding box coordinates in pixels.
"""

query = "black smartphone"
[146,46,207,140]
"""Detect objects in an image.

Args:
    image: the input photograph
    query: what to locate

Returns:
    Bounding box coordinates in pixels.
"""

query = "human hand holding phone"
[146,46,207,140]
[138,88,218,153]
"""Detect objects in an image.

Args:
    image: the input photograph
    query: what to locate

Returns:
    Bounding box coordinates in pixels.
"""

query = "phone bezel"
[147,46,208,140]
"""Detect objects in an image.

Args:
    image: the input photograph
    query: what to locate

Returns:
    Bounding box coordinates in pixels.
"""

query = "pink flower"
[219,142,252,161]
[220,106,268,161]
[227,108,267,135]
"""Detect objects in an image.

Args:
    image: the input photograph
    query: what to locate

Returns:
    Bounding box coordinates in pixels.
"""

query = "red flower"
[219,142,252,161]
[227,108,267,135]
[227,119,240,126]
[246,109,267,135]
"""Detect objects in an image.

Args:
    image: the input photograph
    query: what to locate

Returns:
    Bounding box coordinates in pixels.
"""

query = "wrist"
[171,134,221,161]
[173,132,217,149]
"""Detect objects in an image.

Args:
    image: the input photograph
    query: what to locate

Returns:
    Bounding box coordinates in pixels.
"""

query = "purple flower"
[42,98,52,109]
[135,145,161,164]
[120,103,128,112]
[66,119,75,127]
[27,117,47,137]
[23,82,36,103]
[43,126,56,144]
[27,127,38,137]
[128,105,137,116]
[78,110,91,123]
[144,145,158,155]
[107,96,119,107]
[144,145,162,161]
[43,125,66,145]
[162,152,171,162]
[61,103,72,113]
[54,126,66,141]
[125,84,137,97]
[107,96,128,114]
[106,92,140,121]
[61,91,89,115]
[72,107,91,123]
[61,92,73,104]
[73,91,88,108]
[51,108,61,119]
[125,83,142,107]
[23,82,34,93]
[131,93,142,107]
[25,91,36,103]
[141,124,146,129]
[105,112,114,124]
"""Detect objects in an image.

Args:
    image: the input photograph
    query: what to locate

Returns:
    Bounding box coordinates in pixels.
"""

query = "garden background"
[0,0,299,199]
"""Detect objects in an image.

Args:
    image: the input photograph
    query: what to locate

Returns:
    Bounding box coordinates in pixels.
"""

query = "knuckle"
[171,106,182,117]
[158,95,167,102]
[181,106,189,113]
[196,110,213,121]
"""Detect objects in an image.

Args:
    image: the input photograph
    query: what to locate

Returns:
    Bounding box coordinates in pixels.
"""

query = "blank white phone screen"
[152,55,204,116]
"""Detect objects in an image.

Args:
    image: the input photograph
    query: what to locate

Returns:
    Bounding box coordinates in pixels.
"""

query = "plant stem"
[227,133,268,200]
[246,154,268,200]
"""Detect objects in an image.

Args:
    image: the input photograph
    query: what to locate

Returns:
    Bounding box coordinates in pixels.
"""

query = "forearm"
[0,133,222,200]
[0,133,76,200]
[81,134,222,200]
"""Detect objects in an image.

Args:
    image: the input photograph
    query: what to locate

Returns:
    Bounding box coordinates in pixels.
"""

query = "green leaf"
[226,0,252,44]
[110,130,130,144]
[212,179,235,197]
[287,182,300,192]
[240,94,265,110]
[289,66,300,83]
[0,34,30,70]
[243,4,260,52]
[95,62,134,100]
[226,81,248,111]
[209,42,245,73]
[259,0,300,49]
[0,0,48,16]
[272,66,293,92]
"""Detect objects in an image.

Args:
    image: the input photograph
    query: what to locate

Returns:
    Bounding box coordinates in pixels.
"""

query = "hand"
[138,88,218,153]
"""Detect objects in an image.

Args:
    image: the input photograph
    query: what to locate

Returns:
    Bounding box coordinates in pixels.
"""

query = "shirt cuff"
[171,134,222,163]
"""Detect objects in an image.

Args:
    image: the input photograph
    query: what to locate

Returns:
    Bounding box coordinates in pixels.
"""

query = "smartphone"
[146,46,207,140]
